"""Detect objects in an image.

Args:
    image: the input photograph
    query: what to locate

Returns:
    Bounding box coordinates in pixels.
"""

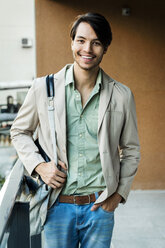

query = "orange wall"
[35,0,165,189]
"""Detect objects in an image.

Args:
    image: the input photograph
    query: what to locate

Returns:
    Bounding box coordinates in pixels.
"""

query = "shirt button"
[79,134,82,137]
[78,173,81,176]
[79,153,82,157]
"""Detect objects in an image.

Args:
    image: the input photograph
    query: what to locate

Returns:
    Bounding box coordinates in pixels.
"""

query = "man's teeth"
[81,56,93,59]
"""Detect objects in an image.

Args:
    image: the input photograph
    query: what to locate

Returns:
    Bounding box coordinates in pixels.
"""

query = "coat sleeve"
[10,81,45,176]
[116,90,140,203]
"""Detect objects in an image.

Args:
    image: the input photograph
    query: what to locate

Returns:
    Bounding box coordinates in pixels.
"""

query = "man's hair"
[70,13,112,49]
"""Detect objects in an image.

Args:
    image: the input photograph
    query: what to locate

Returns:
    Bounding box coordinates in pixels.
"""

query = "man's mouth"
[79,54,96,62]
[81,55,94,59]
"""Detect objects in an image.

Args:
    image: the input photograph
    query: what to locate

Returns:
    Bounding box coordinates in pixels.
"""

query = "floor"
[111,190,165,248]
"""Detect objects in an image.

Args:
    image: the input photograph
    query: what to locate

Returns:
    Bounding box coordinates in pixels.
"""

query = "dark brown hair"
[70,13,112,49]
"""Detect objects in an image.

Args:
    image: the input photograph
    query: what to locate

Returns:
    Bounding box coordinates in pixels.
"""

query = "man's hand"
[35,160,67,189]
[91,192,122,212]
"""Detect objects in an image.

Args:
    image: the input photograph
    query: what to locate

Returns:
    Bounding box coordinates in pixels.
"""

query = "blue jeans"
[44,193,114,248]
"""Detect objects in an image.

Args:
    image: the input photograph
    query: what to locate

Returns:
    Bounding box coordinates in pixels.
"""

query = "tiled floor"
[111,190,165,248]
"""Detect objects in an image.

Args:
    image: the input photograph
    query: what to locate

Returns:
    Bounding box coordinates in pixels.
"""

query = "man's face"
[71,22,107,71]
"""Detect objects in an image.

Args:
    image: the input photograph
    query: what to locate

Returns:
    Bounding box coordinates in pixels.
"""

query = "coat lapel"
[54,66,68,147]
[98,71,115,133]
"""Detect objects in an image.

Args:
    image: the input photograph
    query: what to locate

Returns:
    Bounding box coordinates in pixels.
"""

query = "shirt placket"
[74,90,85,188]
[74,85,100,190]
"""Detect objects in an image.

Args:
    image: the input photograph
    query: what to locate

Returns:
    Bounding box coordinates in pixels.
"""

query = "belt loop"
[94,192,99,200]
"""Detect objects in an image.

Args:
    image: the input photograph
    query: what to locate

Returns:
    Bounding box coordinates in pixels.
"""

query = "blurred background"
[0,0,165,247]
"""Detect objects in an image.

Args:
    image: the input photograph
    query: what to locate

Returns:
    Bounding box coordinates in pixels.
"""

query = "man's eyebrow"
[76,36,86,39]
[76,36,100,41]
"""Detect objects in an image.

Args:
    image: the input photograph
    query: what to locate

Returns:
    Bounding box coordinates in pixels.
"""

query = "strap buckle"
[48,97,54,109]
[73,195,91,205]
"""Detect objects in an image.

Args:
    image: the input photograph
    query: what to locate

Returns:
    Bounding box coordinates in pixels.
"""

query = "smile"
[81,55,94,59]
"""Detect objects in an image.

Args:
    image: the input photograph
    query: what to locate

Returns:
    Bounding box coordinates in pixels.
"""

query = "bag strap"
[46,74,54,97]
[46,74,58,165]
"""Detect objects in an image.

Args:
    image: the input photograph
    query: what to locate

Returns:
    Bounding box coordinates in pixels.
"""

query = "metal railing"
[0,89,42,247]
[0,80,32,90]
[0,159,42,248]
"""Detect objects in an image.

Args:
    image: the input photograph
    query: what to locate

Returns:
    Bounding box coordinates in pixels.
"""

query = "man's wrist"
[35,162,46,174]
[114,192,123,203]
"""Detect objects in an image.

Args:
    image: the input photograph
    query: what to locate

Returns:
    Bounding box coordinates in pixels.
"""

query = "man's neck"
[73,62,100,91]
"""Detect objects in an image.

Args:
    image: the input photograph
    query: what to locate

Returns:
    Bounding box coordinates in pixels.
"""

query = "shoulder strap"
[46,74,58,165]
[46,74,54,97]
[45,75,66,173]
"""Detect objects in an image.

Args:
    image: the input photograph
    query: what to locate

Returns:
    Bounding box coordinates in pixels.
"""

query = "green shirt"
[62,65,106,195]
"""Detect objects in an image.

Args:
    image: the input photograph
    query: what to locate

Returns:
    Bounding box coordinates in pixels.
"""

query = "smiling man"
[11,13,140,248]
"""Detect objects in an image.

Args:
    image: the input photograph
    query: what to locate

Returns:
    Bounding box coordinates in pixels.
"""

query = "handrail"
[0,80,32,90]
[0,113,17,122]
[0,159,24,243]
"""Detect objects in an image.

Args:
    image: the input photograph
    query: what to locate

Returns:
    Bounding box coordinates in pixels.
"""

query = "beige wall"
[35,0,165,189]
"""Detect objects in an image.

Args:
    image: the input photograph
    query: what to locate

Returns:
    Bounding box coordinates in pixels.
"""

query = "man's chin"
[76,62,99,71]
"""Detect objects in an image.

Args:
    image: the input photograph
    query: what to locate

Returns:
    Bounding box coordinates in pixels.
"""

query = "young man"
[11,13,140,248]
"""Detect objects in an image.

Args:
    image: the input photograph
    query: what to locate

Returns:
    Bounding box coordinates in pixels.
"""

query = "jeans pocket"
[99,206,114,214]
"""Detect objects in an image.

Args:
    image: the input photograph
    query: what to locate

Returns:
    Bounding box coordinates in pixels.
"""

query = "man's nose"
[83,42,92,52]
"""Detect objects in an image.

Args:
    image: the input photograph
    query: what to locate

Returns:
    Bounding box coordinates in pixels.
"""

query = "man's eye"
[77,40,84,43]
[93,41,101,46]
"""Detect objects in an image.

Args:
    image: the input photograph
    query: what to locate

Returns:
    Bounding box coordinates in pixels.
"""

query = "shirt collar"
[95,69,102,92]
[65,64,103,91]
